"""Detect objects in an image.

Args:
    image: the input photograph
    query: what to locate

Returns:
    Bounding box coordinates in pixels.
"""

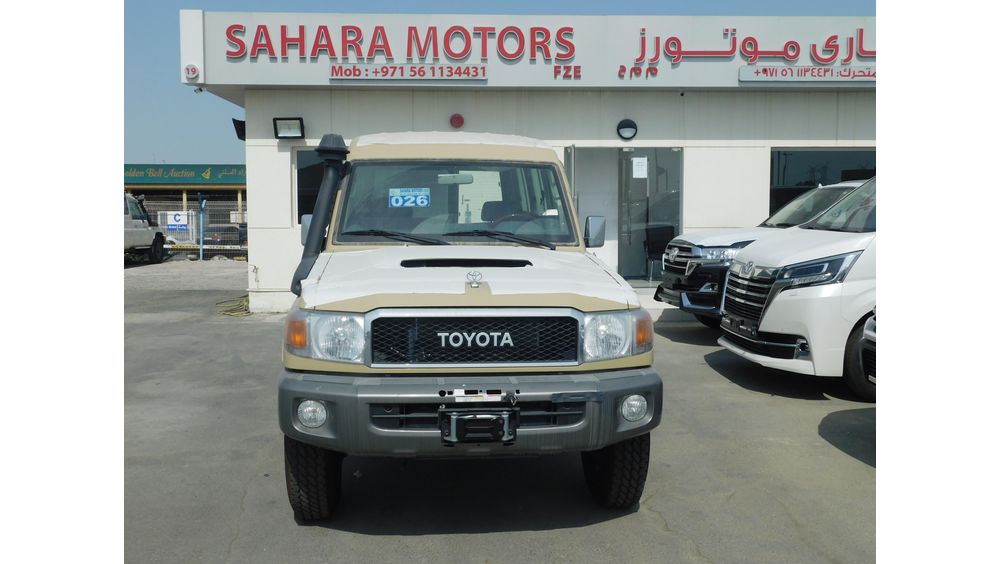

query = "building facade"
[179,11,875,312]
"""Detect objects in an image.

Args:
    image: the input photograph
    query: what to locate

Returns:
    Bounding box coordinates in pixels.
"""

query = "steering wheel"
[489,211,541,227]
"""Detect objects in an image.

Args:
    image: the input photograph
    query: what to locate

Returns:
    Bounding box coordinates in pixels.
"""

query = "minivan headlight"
[778,252,862,288]
[285,307,365,363]
[583,309,653,362]
[699,241,754,262]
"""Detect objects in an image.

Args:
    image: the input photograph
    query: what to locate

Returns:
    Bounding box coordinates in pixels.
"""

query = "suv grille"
[663,242,695,274]
[371,316,579,365]
[723,271,775,325]
[369,401,586,430]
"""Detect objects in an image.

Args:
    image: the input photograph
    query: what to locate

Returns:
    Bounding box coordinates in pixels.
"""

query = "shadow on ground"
[818,408,876,467]
[653,309,722,347]
[124,253,183,269]
[310,454,632,534]
[704,350,858,401]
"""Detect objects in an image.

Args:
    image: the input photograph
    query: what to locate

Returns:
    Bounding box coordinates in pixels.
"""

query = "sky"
[124,0,876,165]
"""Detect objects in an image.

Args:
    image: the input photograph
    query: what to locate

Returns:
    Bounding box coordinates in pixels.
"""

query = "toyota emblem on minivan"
[741,261,755,277]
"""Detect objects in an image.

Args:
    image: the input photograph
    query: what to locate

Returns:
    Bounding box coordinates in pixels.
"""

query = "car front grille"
[723,270,775,325]
[371,316,579,365]
[663,242,695,274]
[369,401,586,430]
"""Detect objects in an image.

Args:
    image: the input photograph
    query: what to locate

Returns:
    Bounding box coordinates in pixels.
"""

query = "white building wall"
[244,88,874,311]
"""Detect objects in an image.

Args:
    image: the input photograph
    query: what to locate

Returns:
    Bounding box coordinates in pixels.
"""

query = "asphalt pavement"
[124,258,875,563]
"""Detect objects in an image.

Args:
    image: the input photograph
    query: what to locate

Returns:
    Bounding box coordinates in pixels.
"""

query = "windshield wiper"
[341,229,450,245]
[769,222,799,228]
[443,229,556,250]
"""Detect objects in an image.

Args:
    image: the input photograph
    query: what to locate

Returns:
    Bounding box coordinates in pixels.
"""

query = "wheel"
[283,435,343,522]
[844,322,875,402]
[694,314,721,329]
[581,433,651,509]
[147,236,164,264]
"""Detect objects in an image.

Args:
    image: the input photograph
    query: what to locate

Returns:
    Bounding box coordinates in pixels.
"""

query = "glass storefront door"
[617,148,682,281]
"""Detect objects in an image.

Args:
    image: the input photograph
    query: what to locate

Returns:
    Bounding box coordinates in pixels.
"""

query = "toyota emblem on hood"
[467,271,483,288]
[741,261,755,277]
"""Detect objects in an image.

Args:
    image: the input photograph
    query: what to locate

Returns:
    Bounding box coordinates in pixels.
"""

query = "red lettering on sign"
[552,65,582,79]
[497,26,525,60]
[554,27,575,61]
[250,25,275,58]
[530,27,552,60]
[367,25,393,59]
[342,25,364,61]
[311,26,336,58]
[473,26,496,59]
[407,26,438,60]
[444,26,472,59]
[225,24,246,58]
[281,25,306,59]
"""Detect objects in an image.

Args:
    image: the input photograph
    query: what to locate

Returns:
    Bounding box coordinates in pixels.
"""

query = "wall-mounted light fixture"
[616,119,638,141]
[273,117,305,139]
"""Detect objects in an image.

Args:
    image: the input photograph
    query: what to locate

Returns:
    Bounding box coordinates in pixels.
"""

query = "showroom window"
[296,149,323,223]
[770,149,875,213]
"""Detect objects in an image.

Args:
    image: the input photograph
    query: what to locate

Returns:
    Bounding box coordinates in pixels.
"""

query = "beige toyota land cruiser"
[281,131,662,521]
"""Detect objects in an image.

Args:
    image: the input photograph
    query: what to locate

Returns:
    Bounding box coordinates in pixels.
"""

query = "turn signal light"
[635,310,653,349]
[286,319,308,349]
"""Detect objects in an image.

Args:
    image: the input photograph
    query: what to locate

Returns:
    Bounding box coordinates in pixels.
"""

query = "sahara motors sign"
[182,13,875,89]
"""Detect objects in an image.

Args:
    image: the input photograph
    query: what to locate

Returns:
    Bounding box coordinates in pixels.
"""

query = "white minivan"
[718,178,875,401]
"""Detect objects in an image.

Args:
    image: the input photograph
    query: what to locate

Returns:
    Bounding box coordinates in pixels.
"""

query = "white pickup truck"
[280,132,662,521]
[124,193,166,263]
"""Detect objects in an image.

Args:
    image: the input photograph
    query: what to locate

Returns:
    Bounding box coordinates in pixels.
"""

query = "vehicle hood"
[673,226,779,248]
[299,245,637,312]
[735,227,876,269]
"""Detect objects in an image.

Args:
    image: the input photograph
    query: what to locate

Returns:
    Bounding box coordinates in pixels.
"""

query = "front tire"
[581,433,651,509]
[694,314,721,329]
[284,436,343,522]
[147,236,164,264]
[844,322,875,402]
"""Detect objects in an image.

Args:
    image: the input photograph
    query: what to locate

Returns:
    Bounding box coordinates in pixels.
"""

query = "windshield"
[762,185,855,227]
[804,179,875,233]
[336,160,576,244]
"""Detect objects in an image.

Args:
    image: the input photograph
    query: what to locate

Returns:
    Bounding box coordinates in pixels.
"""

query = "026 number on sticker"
[389,188,430,208]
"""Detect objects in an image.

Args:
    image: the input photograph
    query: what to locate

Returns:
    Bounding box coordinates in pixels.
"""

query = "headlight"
[583,309,653,362]
[285,307,365,363]
[699,241,754,262]
[777,252,862,288]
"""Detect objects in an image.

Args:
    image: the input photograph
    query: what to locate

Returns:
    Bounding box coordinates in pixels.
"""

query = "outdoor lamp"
[617,119,638,140]
[273,117,305,139]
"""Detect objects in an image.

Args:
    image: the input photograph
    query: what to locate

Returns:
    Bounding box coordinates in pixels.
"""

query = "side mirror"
[584,216,606,248]
[300,214,312,246]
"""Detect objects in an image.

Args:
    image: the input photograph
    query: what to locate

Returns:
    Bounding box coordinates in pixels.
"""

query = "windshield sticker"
[389,187,430,208]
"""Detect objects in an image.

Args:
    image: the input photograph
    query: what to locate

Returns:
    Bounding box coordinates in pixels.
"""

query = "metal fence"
[139,195,249,261]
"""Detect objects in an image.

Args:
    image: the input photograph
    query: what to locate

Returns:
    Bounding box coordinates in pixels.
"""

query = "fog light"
[297,400,327,428]
[621,394,648,422]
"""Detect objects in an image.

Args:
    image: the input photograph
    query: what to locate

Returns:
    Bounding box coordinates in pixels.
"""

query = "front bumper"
[654,264,729,317]
[279,367,662,457]
[719,283,853,377]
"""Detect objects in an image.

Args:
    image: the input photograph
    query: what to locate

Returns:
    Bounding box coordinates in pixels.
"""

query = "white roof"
[352,131,553,149]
